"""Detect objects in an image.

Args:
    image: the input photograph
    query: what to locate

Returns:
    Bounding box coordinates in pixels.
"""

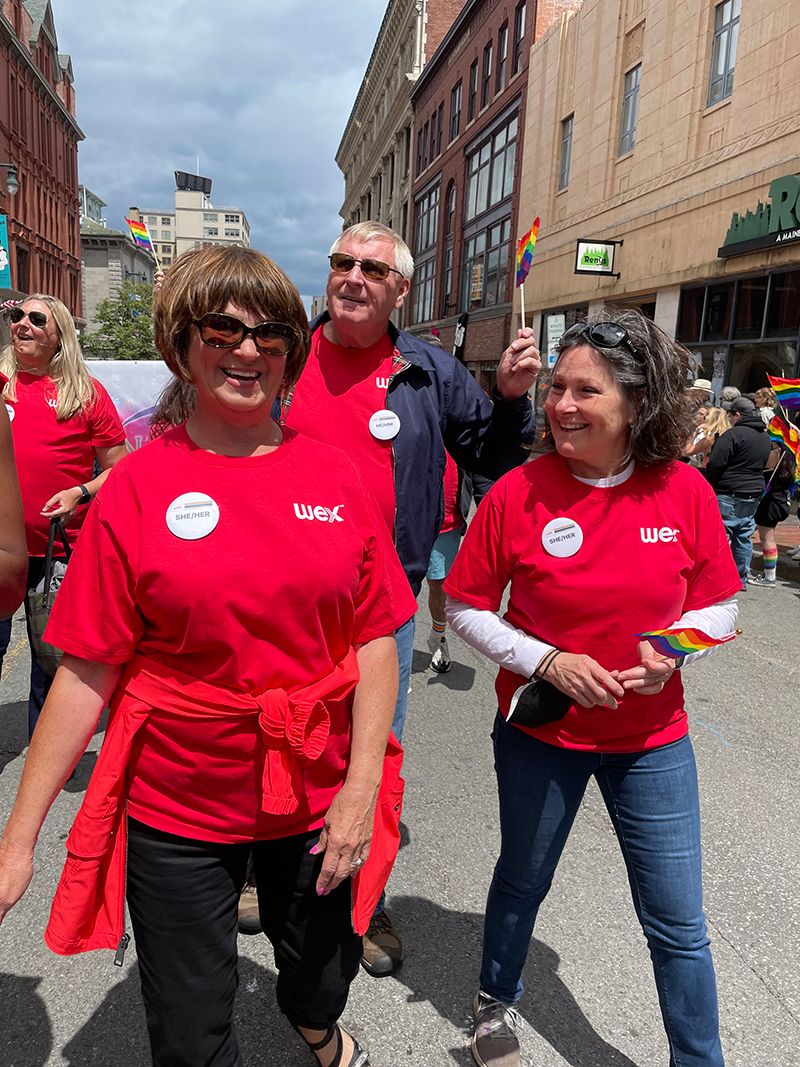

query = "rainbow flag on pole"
[515,216,540,287]
[767,375,800,408]
[125,217,155,254]
[637,627,737,659]
[767,415,800,482]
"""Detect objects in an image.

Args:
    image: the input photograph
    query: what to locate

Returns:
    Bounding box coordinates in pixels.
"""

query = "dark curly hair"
[544,307,695,467]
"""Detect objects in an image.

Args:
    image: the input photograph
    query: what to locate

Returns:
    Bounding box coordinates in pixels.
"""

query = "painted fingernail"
[309,844,319,855]
[316,886,325,896]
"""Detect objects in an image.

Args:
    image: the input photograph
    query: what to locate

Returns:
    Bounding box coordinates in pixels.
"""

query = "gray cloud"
[50,0,385,297]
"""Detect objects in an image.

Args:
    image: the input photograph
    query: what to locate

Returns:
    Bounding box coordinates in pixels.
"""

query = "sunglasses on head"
[560,321,641,359]
[329,252,403,281]
[192,313,297,356]
[8,307,48,328]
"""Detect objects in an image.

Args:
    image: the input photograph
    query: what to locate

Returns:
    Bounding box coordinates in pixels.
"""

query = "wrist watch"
[76,484,92,506]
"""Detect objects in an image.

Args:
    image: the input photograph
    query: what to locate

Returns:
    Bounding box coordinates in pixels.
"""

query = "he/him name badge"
[541,516,583,558]
[369,409,401,441]
[166,492,220,541]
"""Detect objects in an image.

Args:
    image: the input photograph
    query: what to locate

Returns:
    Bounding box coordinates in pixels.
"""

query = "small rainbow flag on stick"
[125,217,155,255]
[767,375,800,408]
[637,627,737,659]
[768,414,800,458]
[515,217,540,288]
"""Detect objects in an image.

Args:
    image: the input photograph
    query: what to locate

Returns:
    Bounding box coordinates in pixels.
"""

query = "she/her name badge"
[541,516,583,558]
[166,492,220,541]
[369,409,401,441]
[5,404,14,422]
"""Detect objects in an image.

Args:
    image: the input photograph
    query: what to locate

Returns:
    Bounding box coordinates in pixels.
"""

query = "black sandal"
[294,1022,371,1067]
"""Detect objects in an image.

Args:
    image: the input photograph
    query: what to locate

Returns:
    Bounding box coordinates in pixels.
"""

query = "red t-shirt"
[439,452,464,534]
[6,373,125,556]
[444,453,741,752]
[283,330,397,534]
[45,425,416,843]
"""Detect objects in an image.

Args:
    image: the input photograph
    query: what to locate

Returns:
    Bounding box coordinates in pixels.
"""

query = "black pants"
[127,818,362,1067]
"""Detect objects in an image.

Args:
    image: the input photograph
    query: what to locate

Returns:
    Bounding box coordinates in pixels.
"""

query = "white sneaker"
[471,991,521,1067]
[789,546,800,561]
[428,635,451,674]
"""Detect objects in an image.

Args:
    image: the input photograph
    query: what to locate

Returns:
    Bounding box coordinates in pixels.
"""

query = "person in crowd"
[0,246,416,1067]
[720,385,741,409]
[753,386,777,426]
[690,376,713,403]
[706,396,772,590]
[0,377,26,619]
[685,406,731,468]
[443,309,740,1067]
[274,221,539,974]
[749,440,795,587]
[0,297,127,733]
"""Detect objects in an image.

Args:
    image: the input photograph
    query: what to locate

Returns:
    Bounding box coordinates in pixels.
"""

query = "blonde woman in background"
[0,296,126,737]
[686,406,731,468]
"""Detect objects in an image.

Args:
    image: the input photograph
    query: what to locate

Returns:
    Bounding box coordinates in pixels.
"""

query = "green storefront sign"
[719,173,800,258]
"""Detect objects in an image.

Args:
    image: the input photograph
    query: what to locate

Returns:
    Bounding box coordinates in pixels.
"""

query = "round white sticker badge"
[166,492,220,541]
[369,409,401,441]
[5,404,14,422]
[541,516,584,558]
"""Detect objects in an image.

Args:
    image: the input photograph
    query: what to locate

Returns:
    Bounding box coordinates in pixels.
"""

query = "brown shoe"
[361,910,403,976]
[237,883,262,935]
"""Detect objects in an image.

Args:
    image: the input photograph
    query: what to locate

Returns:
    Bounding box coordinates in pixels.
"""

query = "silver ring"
[352,857,365,869]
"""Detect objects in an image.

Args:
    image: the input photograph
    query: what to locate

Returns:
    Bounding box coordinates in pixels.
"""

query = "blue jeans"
[481,716,724,1067]
[391,615,415,743]
[0,558,54,740]
[716,493,758,587]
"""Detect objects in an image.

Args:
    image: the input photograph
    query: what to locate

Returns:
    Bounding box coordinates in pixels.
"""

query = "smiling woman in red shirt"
[0,296,127,736]
[0,248,415,1067]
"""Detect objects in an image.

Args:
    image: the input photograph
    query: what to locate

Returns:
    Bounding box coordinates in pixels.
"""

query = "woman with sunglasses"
[0,246,414,1067]
[444,309,740,1067]
[0,296,127,734]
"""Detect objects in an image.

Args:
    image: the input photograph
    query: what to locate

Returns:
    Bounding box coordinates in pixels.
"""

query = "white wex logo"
[293,503,344,523]
[375,376,391,390]
[640,526,680,544]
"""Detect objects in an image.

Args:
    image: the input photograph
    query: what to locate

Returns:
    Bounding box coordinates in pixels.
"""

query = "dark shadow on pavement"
[388,895,642,1067]
[0,973,53,1066]
[61,956,314,1066]
[411,650,476,692]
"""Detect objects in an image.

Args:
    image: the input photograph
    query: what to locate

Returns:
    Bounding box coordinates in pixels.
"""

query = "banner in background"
[0,215,11,289]
[87,360,172,450]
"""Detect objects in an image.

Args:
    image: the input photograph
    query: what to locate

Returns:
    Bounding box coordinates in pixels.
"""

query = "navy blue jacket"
[279,315,534,594]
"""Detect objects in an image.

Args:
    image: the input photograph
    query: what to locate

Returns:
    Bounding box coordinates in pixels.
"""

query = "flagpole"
[142,220,162,273]
[519,280,526,331]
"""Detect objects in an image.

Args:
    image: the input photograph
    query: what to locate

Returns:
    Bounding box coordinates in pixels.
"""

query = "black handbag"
[26,517,72,677]
[505,677,573,728]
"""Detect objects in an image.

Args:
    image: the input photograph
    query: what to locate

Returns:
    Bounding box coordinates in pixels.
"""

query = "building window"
[707,0,740,107]
[147,215,157,226]
[414,185,440,255]
[496,23,508,92]
[224,228,239,238]
[481,42,493,110]
[160,216,171,226]
[558,115,573,190]
[444,182,457,236]
[465,112,518,221]
[203,212,217,222]
[203,227,219,237]
[162,230,172,240]
[404,126,411,175]
[618,64,641,155]
[435,103,444,157]
[512,2,526,75]
[413,257,436,324]
[441,244,454,317]
[462,217,512,310]
[468,60,478,122]
[389,151,396,190]
[450,81,462,141]
[224,214,240,223]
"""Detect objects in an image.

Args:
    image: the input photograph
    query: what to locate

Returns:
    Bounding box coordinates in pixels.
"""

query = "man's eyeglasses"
[329,253,404,281]
[560,321,640,359]
[192,313,297,356]
[8,307,48,328]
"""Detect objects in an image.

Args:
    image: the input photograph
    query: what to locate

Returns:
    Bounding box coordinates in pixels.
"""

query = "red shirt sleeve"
[683,473,742,611]
[45,461,144,663]
[86,379,126,449]
[443,475,514,611]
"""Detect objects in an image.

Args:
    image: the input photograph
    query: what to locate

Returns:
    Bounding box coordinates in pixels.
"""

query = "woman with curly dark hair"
[444,308,741,1067]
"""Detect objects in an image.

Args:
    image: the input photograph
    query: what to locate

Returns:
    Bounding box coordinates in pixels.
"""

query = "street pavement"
[0,576,798,1067]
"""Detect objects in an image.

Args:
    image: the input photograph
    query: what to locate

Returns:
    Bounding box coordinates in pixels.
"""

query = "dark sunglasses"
[8,307,48,328]
[560,321,640,359]
[192,313,297,356]
[329,252,403,281]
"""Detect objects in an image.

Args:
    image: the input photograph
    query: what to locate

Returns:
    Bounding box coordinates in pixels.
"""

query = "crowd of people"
[0,222,796,1067]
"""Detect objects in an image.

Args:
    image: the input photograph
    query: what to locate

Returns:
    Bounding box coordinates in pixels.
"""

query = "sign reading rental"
[720,173,800,258]
[574,239,620,276]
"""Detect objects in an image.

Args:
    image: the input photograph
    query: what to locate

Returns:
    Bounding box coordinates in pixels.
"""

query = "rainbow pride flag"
[768,414,800,458]
[125,217,154,253]
[515,216,540,287]
[767,374,800,408]
[637,627,737,658]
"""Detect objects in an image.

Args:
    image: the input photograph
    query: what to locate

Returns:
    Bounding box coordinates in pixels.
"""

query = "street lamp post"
[0,163,19,199]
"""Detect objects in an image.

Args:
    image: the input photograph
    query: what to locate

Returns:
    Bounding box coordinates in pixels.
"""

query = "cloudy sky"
[49,0,387,299]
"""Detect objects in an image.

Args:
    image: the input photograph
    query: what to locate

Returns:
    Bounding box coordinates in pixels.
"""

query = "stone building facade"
[80,217,156,335]
[519,0,800,394]
[0,0,83,310]
[336,0,464,322]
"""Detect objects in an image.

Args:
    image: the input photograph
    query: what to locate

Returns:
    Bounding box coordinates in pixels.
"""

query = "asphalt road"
[0,577,798,1067]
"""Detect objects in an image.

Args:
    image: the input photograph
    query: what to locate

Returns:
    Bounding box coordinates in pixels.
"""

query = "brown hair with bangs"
[154,245,309,387]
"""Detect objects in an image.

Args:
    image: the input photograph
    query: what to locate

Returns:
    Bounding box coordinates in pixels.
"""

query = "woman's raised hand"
[617,641,678,695]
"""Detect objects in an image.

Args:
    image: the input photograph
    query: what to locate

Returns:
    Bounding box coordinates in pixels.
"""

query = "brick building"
[519,0,800,393]
[336,0,463,325]
[408,0,578,385]
[0,0,83,311]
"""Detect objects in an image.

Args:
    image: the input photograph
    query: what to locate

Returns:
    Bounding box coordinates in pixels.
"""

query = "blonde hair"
[754,387,776,408]
[1,295,95,420]
[702,406,731,439]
